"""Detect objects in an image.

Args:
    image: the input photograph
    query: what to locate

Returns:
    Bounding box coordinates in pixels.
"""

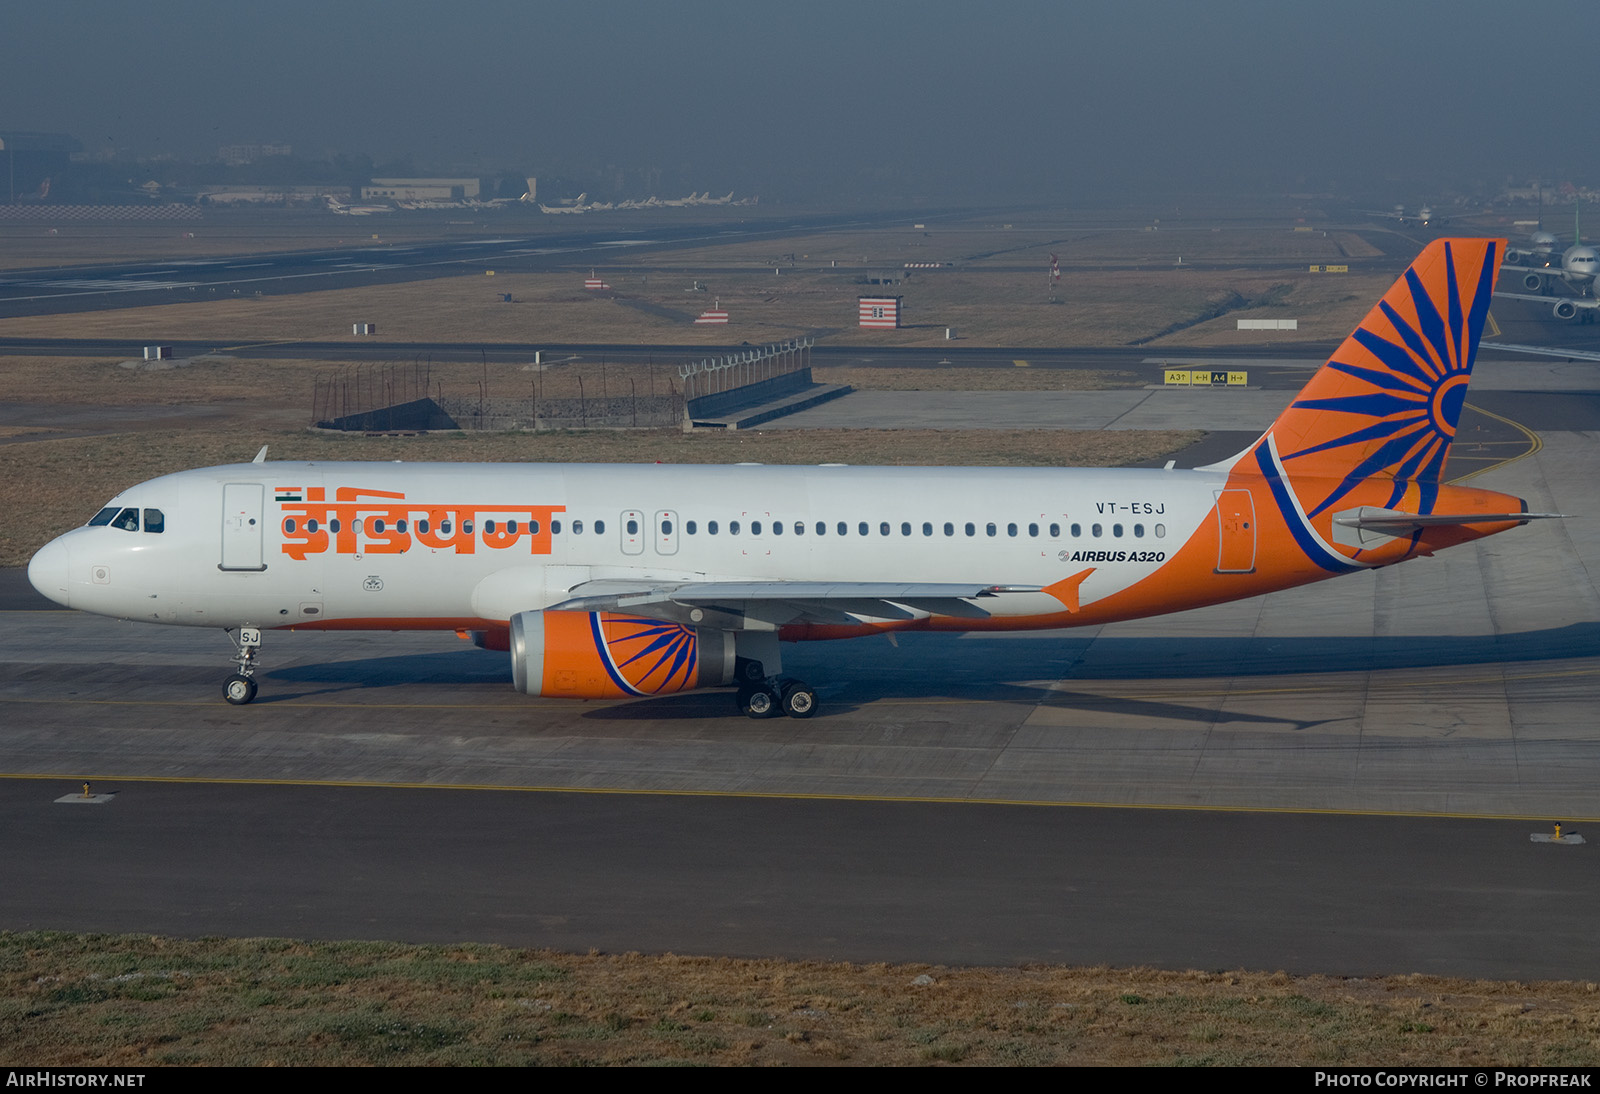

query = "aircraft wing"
[549,579,1047,627]
[1480,340,1600,362]
[1492,291,1597,308]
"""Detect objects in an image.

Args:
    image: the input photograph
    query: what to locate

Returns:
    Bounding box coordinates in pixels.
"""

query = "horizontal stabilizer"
[1332,506,1561,546]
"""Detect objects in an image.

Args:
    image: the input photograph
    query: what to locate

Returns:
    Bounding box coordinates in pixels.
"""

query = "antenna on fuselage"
[252,445,268,464]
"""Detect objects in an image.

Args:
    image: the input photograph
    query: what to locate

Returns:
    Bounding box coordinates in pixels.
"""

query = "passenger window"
[88,507,119,527]
[687,521,697,534]
[816,522,826,535]
[1007,523,1017,537]
[627,519,639,535]
[462,520,474,534]
[859,522,869,536]
[965,522,975,536]
[752,521,763,535]
[794,522,805,536]
[1155,524,1166,538]
[1051,523,1061,538]
[308,518,321,533]
[986,523,997,537]
[113,507,139,532]
[922,522,933,536]
[709,520,719,535]
[397,519,408,533]
[877,522,888,536]
[1028,523,1038,537]
[1134,524,1144,538]
[1113,523,1123,537]
[772,521,782,536]
[901,522,911,536]
[481,519,492,533]
[1070,523,1080,537]
[284,518,296,533]
[331,519,342,533]
[572,520,582,534]
[143,509,164,534]
[595,520,605,534]
[529,520,539,534]
[549,520,559,534]
[837,522,847,535]
[1092,523,1102,537]
[731,521,741,535]
[661,519,673,535]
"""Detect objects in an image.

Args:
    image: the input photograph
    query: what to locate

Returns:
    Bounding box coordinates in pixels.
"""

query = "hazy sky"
[5,1,1595,201]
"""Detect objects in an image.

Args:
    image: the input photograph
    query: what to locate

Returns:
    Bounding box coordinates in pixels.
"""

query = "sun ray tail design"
[1234,239,1503,513]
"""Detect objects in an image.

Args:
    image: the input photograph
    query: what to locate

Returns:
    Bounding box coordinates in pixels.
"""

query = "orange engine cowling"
[509,610,736,699]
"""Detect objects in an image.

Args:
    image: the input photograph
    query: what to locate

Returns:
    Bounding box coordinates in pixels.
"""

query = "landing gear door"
[1214,489,1256,574]
[655,509,679,556]
[220,483,267,572]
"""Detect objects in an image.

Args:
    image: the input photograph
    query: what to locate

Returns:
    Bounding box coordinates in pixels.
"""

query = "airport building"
[362,177,481,202]
[858,296,902,329]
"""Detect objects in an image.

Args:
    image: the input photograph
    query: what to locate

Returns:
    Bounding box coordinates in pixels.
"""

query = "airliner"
[27,239,1552,718]
[1365,204,1445,227]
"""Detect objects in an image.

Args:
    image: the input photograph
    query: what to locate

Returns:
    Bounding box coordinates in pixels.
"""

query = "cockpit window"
[111,507,140,532]
[143,508,165,534]
[87,507,119,527]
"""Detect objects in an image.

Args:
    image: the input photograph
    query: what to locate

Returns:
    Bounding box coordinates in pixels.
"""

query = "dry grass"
[0,266,1387,349]
[0,427,1195,567]
[6,931,1599,1066]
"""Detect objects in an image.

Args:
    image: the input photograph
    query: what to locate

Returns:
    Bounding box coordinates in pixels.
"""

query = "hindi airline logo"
[277,487,566,559]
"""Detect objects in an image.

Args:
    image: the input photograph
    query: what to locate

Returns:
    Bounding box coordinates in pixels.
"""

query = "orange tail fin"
[1249,238,1504,518]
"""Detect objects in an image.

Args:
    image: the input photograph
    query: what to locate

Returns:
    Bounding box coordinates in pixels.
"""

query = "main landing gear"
[223,626,262,705]
[733,655,818,719]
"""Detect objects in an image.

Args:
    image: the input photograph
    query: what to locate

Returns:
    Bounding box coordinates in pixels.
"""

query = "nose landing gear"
[223,627,263,705]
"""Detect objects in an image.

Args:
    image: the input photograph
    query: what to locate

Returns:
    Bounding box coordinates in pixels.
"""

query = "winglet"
[252,445,269,464]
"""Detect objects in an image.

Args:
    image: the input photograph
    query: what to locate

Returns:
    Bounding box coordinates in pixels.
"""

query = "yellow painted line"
[1485,311,1502,339]
[5,662,1595,718]
[1012,359,1029,367]
[1450,402,1543,483]
[1,770,1592,824]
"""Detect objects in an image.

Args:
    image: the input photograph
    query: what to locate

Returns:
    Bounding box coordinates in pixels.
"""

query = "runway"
[0,209,911,319]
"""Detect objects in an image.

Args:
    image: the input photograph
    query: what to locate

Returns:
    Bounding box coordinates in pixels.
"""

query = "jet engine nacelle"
[1524,272,1547,291]
[1553,299,1580,321]
[509,610,736,699]
[1505,248,1526,265]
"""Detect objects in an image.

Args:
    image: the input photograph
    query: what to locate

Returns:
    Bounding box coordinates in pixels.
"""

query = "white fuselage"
[28,461,1220,633]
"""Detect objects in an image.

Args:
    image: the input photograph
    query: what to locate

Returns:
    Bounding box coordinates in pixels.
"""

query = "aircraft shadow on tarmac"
[259,622,1600,723]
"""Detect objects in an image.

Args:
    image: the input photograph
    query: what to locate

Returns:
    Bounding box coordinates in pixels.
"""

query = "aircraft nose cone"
[27,537,71,609]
